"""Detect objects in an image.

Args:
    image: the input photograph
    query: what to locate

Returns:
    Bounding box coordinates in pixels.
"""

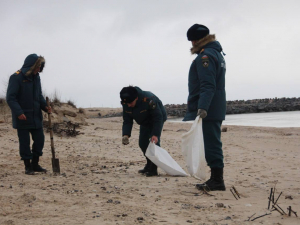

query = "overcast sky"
[1,0,299,108]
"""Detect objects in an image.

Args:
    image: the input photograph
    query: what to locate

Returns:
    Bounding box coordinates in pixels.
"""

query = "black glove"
[197,109,207,118]
[122,136,129,145]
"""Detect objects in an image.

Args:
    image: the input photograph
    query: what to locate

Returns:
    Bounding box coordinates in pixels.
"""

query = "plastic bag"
[145,142,188,176]
[181,116,206,180]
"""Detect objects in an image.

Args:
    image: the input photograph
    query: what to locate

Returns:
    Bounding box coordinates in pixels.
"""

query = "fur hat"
[120,86,138,103]
[187,24,209,41]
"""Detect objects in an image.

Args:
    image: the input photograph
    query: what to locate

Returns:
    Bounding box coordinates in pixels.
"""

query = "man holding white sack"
[183,24,226,191]
[120,86,167,177]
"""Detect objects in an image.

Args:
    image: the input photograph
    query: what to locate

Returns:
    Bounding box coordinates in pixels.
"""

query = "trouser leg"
[196,120,225,191]
[30,128,45,158]
[139,126,160,172]
[202,120,224,169]
[17,129,32,160]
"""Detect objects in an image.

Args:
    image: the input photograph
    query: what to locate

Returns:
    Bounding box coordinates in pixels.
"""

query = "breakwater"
[165,97,300,117]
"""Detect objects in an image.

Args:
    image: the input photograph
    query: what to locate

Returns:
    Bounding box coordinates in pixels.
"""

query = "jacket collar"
[22,72,38,82]
[190,34,216,54]
[135,87,144,107]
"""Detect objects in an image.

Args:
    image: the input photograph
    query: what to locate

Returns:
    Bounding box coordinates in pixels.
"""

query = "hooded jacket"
[183,35,226,121]
[122,87,167,137]
[6,54,47,129]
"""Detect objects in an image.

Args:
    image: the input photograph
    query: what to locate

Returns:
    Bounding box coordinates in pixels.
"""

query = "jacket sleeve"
[150,101,164,137]
[196,54,217,111]
[6,75,24,116]
[39,79,47,112]
[122,109,133,137]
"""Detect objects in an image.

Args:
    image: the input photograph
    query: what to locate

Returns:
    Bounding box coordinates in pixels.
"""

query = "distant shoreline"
[2,97,300,119]
[168,111,300,128]
[165,97,300,118]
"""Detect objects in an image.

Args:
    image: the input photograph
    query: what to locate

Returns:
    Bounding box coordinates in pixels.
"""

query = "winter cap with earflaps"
[120,86,138,104]
[187,24,209,41]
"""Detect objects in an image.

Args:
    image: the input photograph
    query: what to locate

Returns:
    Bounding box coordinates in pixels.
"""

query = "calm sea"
[168,111,300,128]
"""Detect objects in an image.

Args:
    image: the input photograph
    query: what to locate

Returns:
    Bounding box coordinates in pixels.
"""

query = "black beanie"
[120,86,138,103]
[187,24,209,41]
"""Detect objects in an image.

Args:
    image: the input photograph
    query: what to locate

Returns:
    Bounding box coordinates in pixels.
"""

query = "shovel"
[46,97,60,174]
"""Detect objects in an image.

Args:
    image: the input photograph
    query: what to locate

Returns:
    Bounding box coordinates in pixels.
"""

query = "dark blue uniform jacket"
[183,41,226,121]
[122,87,167,137]
[6,54,47,129]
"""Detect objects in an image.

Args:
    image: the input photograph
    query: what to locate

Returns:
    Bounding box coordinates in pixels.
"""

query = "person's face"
[127,98,138,108]
[33,64,41,75]
[191,40,197,47]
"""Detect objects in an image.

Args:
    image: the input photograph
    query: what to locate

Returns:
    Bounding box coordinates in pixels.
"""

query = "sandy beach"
[1,110,300,225]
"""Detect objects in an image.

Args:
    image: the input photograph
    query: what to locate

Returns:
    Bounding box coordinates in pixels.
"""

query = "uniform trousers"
[202,120,224,169]
[17,128,44,160]
[138,124,163,171]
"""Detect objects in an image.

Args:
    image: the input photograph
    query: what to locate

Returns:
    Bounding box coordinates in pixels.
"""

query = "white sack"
[145,142,188,177]
[181,116,206,180]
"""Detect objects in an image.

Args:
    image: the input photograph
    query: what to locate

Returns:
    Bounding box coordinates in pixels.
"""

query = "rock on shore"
[164,97,300,117]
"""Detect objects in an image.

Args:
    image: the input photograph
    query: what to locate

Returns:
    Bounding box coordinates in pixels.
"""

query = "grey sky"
[1,0,299,107]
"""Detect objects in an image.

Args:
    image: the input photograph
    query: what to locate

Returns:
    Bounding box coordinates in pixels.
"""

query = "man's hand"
[122,135,129,145]
[151,135,158,144]
[197,109,207,118]
[45,106,52,113]
[18,114,27,120]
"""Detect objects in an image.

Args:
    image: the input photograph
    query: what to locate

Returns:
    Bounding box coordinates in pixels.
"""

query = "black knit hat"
[187,24,209,41]
[120,86,138,103]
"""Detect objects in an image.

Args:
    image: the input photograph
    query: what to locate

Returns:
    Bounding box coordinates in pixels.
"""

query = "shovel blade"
[52,158,60,174]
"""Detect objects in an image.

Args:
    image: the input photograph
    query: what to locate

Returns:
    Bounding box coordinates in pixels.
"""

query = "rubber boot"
[24,159,34,175]
[145,161,158,177]
[196,168,225,191]
[32,157,47,173]
[138,158,151,174]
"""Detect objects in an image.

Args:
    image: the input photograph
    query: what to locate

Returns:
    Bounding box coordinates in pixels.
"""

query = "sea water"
[169,111,300,128]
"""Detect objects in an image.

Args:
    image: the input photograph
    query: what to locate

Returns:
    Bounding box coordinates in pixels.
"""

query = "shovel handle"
[46,97,56,159]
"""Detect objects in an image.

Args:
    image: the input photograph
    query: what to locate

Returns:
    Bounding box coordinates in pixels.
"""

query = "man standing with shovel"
[120,86,167,177]
[6,54,51,175]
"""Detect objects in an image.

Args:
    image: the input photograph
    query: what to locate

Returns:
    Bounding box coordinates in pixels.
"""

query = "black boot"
[32,157,47,173]
[24,159,34,175]
[138,165,149,174]
[145,162,158,177]
[196,168,225,191]
[145,170,158,177]
[138,158,151,174]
